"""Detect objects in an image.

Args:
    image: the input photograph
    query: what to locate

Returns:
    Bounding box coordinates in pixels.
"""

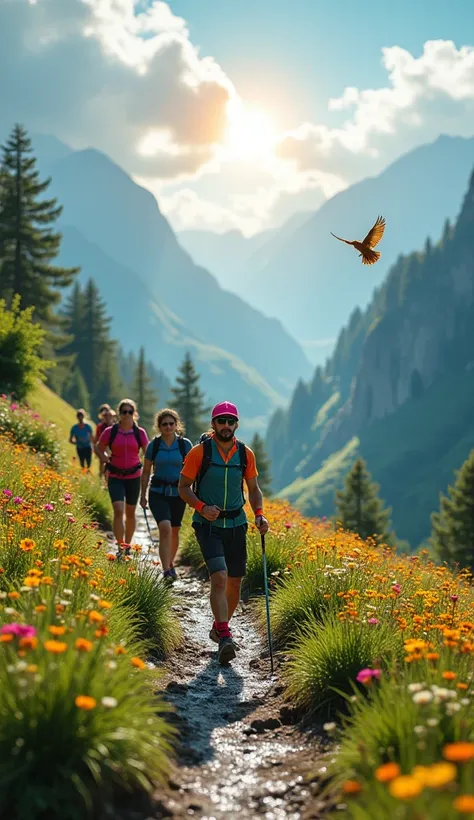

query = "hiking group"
[72,399,269,665]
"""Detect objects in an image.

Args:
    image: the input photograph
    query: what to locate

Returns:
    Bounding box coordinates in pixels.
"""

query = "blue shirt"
[70,423,93,448]
[146,436,192,496]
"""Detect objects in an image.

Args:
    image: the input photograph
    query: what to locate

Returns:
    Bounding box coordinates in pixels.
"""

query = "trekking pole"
[261,533,274,675]
[143,508,156,552]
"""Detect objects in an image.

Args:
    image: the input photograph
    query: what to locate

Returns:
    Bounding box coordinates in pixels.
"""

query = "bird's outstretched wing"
[362,215,385,248]
[330,232,353,246]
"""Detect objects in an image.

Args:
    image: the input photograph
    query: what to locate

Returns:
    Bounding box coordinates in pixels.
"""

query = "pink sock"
[216,621,232,639]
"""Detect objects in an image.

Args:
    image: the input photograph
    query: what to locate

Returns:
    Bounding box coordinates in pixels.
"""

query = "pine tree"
[170,352,208,442]
[430,449,474,569]
[132,346,158,436]
[250,433,272,496]
[0,124,78,323]
[61,367,90,413]
[335,457,394,544]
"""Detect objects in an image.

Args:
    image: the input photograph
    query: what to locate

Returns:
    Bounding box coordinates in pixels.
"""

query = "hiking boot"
[162,569,175,583]
[218,636,237,665]
[169,567,178,581]
[209,624,219,644]
[115,544,131,561]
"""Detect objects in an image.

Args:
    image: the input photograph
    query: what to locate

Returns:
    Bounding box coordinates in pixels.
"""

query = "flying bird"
[330,215,386,265]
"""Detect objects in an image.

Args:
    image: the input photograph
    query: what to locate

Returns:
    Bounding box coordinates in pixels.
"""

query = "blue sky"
[170,0,474,127]
[2,0,474,235]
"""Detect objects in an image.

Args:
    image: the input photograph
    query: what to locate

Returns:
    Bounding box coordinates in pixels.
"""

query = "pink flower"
[67,516,76,524]
[32,413,40,420]
[450,594,459,603]
[13,497,24,505]
[367,617,379,625]
[321,516,327,522]
[1,623,37,638]
[10,403,18,411]
[63,493,72,503]
[284,522,292,530]
[44,503,54,512]
[392,583,401,595]
[2,489,12,498]
[356,667,381,684]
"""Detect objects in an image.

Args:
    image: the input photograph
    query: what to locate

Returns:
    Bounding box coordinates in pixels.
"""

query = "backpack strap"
[132,423,142,449]
[108,423,119,449]
[151,435,162,464]
[237,440,247,503]
[178,436,187,460]
[194,438,213,498]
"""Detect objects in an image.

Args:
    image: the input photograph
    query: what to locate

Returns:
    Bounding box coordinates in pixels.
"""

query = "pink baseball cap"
[211,401,239,420]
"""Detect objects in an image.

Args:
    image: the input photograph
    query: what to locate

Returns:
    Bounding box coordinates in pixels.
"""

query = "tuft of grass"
[284,612,402,717]
[244,530,294,595]
[77,473,113,529]
[112,562,182,655]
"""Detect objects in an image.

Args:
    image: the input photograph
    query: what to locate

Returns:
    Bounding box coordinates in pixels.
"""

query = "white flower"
[323,722,337,732]
[0,592,7,600]
[445,702,461,715]
[412,690,433,705]
[63,589,73,596]
[461,698,470,706]
[101,697,118,709]
[59,600,71,607]
[408,683,425,693]
[107,661,117,671]
[414,725,427,735]
[432,686,457,702]
[4,607,16,615]
[16,661,27,672]
[427,718,439,727]
[90,593,100,601]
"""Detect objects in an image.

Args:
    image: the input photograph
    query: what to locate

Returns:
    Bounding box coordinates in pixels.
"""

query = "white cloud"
[276,40,474,181]
[0,0,233,177]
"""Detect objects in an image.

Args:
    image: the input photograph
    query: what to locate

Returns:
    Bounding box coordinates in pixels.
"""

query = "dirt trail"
[122,513,334,819]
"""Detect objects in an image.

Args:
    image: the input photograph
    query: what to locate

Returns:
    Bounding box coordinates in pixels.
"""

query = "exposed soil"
[112,514,337,820]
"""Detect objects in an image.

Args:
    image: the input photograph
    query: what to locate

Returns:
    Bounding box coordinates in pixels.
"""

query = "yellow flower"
[44,640,68,654]
[23,576,40,588]
[412,763,456,788]
[75,695,97,710]
[389,775,423,800]
[48,625,66,636]
[88,610,104,623]
[20,538,36,552]
[98,599,112,609]
[131,656,146,670]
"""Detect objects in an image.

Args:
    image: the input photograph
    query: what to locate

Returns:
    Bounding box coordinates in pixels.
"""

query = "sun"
[224,102,276,160]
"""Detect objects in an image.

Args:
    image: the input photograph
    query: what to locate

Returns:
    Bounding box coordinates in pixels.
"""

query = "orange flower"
[75,638,93,652]
[98,599,112,609]
[94,626,109,638]
[20,538,36,552]
[454,795,474,813]
[389,775,423,800]
[131,656,146,670]
[41,577,53,586]
[442,671,456,681]
[426,652,440,661]
[44,640,68,654]
[34,604,47,613]
[26,664,38,673]
[48,625,66,636]
[23,576,40,588]
[75,695,97,710]
[375,762,401,782]
[443,742,474,763]
[115,645,127,655]
[457,683,469,690]
[341,780,362,795]
[88,610,104,623]
[7,591,20,599]
[413,762,456,788]
[0,634,13,643]
[19,636,38,650]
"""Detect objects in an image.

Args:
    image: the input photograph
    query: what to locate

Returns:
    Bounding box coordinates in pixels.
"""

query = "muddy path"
[115,513,335,819]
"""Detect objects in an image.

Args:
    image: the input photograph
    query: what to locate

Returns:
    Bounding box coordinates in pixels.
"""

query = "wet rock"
[243,727,258,736]
[279,705,300,725]
[166,681,189,694]
[168,778,181,791]
[250,717,282,733]
[272,684,285,696]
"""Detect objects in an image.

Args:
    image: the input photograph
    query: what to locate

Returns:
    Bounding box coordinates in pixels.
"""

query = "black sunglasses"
[215,416,237,425]
[120,409,134,415]
[161,420,175,427]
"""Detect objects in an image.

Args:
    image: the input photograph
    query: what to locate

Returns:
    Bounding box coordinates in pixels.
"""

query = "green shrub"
[0,396,62,467]
[77,473,113,529]
[0,296,53,400]
[112,562,182,655]
[244,529,294,595]
[284,613,402,717]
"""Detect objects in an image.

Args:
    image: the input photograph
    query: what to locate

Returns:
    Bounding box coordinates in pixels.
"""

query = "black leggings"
[76,446,92,468]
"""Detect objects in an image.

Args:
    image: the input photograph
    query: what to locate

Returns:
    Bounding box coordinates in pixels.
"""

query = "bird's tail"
[361,246,381,265]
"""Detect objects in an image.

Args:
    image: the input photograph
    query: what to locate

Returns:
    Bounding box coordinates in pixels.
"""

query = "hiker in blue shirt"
[140,408,192,581]
[69,408,93,470]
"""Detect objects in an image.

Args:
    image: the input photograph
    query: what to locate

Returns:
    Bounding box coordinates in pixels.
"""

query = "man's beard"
[214,429,233,442]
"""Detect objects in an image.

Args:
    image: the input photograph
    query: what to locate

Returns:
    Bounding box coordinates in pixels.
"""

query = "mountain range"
[32,135,312,436]
[266,159,474,548]
[177,136,474,366]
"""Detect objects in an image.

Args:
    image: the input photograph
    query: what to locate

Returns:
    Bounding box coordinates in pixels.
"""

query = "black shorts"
[149,494,186,527]
[192,523,248,577]
[76,446,92,468]
[108,476,141,506]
